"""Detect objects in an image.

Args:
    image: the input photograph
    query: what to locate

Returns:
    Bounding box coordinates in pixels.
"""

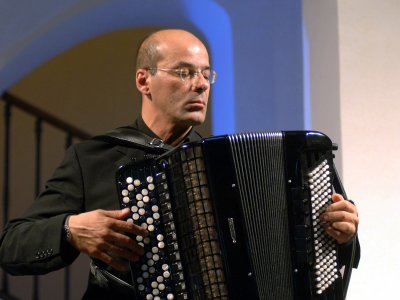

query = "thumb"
[331,193,344,203]
[102,208,131,219]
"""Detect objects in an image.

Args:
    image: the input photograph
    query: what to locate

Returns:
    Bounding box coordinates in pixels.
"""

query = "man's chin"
[182,111,206,126]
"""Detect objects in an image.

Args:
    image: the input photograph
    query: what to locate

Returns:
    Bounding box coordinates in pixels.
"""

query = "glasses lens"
[209,70,216,84]
[179,68,191,81]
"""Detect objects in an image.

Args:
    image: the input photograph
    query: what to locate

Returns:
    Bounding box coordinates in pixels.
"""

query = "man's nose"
[191,72,209,91]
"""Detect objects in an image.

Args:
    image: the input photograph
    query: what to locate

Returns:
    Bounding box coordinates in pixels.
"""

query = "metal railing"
[1,91,91,300]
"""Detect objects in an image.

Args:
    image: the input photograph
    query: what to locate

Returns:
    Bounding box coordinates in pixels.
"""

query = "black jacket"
[0,117,202,299]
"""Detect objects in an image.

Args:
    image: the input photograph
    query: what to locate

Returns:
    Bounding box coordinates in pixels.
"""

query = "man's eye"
[179,68,191,77]
[202,71,210,80]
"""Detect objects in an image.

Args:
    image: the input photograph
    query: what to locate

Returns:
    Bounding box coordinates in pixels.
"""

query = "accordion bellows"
[117,131,342,300]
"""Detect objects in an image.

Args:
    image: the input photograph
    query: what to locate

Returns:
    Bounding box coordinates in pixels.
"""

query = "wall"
[338,1,400,298]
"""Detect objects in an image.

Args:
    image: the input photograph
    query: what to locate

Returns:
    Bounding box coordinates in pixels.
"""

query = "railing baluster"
[32,118,43,300]
[1,97,11,296]
[64,132,73,300]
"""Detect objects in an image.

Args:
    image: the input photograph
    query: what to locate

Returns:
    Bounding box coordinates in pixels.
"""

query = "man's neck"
[142,114,192,147]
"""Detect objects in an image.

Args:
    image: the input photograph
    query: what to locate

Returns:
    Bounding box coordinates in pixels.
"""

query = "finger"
[326,198,357,214]
[109,232,146,256]
[95,250,130,272]
[324,226,345,243]
[98,227,146,255]
[320,210,357,223]
[331,221,357,236]
[103,243,142,262]
[325,225,354,244]
[321,210,359,225]
[332,193,344,203]
[110,219,148,237]
[101,208,131,220]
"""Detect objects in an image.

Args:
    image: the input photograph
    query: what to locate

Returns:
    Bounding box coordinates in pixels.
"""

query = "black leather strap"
[93,126,173,154]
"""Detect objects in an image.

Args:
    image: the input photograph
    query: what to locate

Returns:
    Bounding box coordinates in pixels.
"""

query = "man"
[0,29,359,298]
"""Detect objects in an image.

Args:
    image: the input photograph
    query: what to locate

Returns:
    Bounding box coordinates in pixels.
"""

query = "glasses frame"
[147,67,217,84]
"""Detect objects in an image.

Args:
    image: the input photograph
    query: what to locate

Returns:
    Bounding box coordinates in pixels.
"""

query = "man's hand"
[68,208,147,271]
[320,193,359,244]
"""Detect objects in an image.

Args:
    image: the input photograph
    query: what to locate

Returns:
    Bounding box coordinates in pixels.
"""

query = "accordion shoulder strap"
[93,126,173,153]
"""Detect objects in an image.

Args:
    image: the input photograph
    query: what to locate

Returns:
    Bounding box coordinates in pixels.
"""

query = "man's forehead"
[157,42,209,64]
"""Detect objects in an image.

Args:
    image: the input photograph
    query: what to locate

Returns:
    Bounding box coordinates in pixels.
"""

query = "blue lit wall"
[0,0,306,134]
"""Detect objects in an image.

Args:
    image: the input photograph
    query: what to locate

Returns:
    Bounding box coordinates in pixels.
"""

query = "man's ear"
[136,69,151,95]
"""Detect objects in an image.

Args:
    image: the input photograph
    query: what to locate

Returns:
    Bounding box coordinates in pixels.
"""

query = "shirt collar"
[133,115,202,145]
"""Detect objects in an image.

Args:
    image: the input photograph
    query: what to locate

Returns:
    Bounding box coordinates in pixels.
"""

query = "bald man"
[0,29,358,298]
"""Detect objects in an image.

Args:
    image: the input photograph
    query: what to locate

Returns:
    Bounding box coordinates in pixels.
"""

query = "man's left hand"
[320,193,359,244]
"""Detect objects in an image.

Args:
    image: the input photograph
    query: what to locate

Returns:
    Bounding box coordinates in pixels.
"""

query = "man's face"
[146,35,211,128]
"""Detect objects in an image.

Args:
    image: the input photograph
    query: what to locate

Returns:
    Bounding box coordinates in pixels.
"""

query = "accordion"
[116,131,346,300]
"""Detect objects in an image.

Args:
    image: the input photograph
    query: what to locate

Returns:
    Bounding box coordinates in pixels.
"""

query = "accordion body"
[116,131,343,300]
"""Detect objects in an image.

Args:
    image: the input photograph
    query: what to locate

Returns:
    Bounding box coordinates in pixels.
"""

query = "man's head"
[135,29,214,136]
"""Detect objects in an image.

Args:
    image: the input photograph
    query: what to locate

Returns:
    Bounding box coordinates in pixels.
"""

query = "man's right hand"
[67,208,147,271]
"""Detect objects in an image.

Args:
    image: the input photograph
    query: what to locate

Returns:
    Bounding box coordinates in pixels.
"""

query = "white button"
[167,294,174,300]
[123,197,130,204]
[126,177,133,184]
[134,179,141,186]
[163,271,170,278]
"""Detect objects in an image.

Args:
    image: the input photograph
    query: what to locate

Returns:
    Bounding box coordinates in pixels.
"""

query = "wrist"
[63,215,73,243]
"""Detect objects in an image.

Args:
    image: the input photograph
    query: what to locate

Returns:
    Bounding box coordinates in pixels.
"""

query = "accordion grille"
[168,145,229,299]
[229,132,294,300]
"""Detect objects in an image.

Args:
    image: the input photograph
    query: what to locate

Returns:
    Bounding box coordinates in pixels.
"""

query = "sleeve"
[0,145,85,275]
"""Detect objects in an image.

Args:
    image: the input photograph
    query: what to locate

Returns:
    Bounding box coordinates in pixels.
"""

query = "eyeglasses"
[148,67,217,84]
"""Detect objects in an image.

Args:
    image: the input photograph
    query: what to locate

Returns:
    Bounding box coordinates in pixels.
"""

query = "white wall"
[304,0,400,298]
[338,1,400,298]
